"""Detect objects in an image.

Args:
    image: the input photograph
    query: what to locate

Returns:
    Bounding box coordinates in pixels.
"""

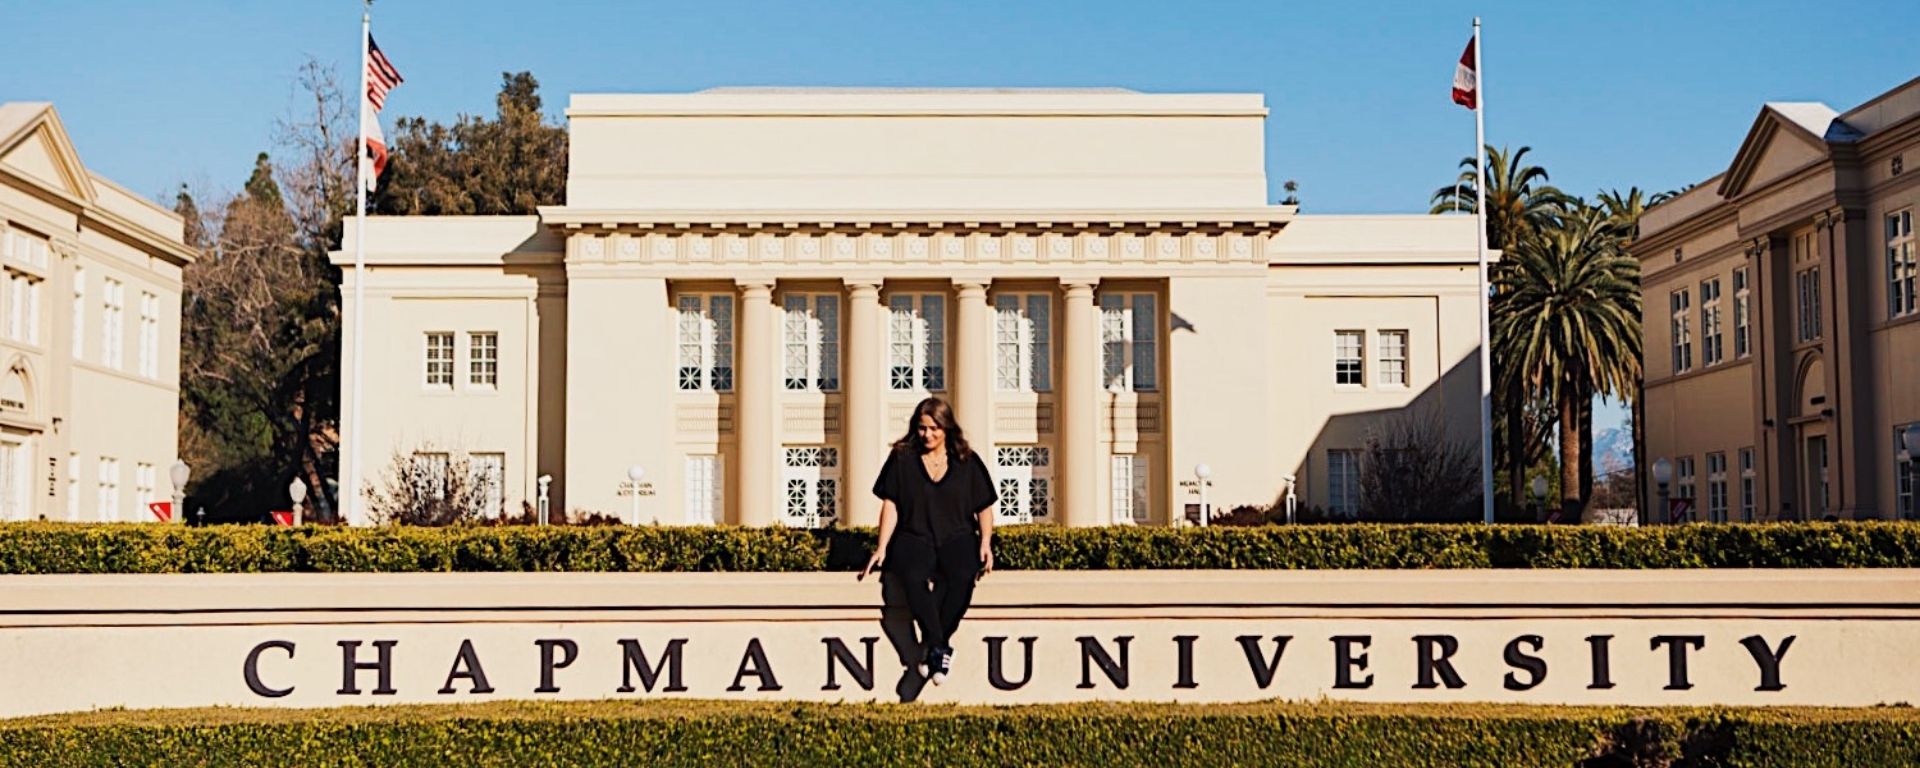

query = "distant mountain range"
[1593,427,1634,476]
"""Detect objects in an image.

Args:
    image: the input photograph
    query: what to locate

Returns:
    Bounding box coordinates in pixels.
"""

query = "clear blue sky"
[6,0,1914,440]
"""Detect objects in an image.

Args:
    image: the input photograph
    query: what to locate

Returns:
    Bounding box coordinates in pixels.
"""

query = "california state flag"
[1451,37,1477,109]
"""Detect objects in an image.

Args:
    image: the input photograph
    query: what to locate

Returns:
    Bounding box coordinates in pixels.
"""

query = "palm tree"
[1495,204,1642,519]
[1432,146,1574,510]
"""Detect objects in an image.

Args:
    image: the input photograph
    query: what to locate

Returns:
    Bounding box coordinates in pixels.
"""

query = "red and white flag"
[362,34,404,193]
[1451,37,1478,110]
[148,501,171,523]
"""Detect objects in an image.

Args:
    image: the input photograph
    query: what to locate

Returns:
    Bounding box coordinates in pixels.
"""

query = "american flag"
[366,35,403,111]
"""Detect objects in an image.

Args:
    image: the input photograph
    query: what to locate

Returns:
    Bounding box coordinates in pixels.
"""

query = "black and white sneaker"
[919,647,937,679]
[929,647,953,685]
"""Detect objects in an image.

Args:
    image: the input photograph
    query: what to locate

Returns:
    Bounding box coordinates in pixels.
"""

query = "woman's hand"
[977,541,994,579]
[858,551,884,581]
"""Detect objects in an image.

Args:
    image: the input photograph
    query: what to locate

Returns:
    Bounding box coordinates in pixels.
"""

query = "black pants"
[887,533,981,653]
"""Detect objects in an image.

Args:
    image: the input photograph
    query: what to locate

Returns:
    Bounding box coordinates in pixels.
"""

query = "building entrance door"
[1802,433,1829,521]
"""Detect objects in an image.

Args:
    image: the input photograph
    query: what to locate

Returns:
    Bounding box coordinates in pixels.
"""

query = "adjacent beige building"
[336,88,1487,527]
[1635,76,1920,522]
[0,103,193,521]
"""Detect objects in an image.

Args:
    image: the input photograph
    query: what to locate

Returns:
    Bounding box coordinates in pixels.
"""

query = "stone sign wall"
[0,570,1913,717]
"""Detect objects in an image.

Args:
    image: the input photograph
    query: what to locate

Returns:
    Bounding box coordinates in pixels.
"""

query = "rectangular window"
[71,267,85,359]
[887,293,945,391]
[1706,452,1728,524]
[676,293,734,392]
[1327,449,1361,517]
[1378,330,1409,386]
[781,446,839,528]
[1739,447,1756,523]
[8,275,24,342]
[1889,210,1916,318]
[1334,330,1365,386]
[66,453,80,521]
[684,454,723,525]
[1669,289,1692,373]
[138,292,157,377]
[782,294,840,391]
[1732,267,1751,358]
[1099,292,1157,392]
[411,452,450,502]
[994,294,1051,392]
[1109,454,1149,524]
[1796,267,1822,342]
[1700,279,1723,366]
[1897,425,1916,521]
[102,278,124,369]
[423,332,455,388]
[135,462,155,518]
[96,456,119,522]
[1677,455,1696,506]
[468,453,504,517]
[468,332,498,388]
[994,445,1052,524]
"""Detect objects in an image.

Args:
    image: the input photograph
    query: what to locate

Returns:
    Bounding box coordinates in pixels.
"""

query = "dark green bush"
[0,700,1912,767]
[0,521,1915,573]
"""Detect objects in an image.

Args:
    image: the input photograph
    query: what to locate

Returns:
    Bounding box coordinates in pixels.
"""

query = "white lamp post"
[1194,463,1212,528]
[1651,458,1674,526]
[168,460,190,525]
[1531,475,1549,522]
[289,476,308,527]
[626,465,646,526]
[537,474,553,526]
[1282,474,1298,526]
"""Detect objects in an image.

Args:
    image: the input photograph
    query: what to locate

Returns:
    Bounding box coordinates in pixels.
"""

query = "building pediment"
[0,103,97,206]
[1716,103,1855,199]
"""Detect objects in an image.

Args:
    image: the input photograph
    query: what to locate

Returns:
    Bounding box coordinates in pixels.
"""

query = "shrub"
[0,700,1912,768]
[0,522,1916,573]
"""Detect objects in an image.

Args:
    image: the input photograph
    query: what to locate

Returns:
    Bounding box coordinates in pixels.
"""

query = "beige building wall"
[1635,77,1920,522]
[0,103,192,522]
[337,89,1486,526]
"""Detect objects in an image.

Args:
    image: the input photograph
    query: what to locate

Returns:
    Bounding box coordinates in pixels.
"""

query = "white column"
[736,279,776,527]
[1060,278,1100,527]
[952,280,993,451]
[843,279,884,527]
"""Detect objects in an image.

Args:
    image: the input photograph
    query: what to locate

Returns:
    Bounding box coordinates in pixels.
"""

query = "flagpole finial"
[1473,16,1481,27]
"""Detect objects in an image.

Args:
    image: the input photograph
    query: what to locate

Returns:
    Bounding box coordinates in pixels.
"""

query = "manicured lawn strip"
[0,700,1914,768]
[0,521,1917,573]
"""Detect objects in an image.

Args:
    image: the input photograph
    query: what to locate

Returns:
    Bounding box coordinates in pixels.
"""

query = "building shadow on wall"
[1287,351,1487,522]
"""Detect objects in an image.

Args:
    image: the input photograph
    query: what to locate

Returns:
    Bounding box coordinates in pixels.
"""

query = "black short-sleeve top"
[872,447,997,544]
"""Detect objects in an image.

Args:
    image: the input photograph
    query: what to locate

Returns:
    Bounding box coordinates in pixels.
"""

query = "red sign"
[148,502,171,523]
[1668,498,1694,524]
[270,511,294,527]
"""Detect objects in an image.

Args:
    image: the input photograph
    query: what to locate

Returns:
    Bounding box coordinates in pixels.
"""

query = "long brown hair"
[891,396,974,462]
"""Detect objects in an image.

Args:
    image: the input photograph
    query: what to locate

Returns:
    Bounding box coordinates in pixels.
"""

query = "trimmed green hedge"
[0,700,1914,767]
[0,521,1917,573]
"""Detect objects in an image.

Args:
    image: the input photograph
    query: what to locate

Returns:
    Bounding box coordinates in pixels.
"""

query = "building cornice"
[535,207,1296,234]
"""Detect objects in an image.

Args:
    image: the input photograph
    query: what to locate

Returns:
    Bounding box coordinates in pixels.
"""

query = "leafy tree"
[1431,146,1575,510]
[178,61,351,522]
[1494,203,1642,520]
[374,71,567,216]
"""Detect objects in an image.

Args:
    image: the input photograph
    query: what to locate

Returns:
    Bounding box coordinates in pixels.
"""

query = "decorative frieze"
[570,225,1275,269]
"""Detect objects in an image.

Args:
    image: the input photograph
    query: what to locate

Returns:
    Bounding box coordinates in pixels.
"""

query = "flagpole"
[348,3,370,526]
[1472,17,1494,525]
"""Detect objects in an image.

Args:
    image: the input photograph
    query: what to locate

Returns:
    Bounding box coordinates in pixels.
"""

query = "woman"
[860,396,996,685]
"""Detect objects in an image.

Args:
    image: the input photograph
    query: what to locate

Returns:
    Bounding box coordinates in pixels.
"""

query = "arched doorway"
[1795,355,1828,521]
